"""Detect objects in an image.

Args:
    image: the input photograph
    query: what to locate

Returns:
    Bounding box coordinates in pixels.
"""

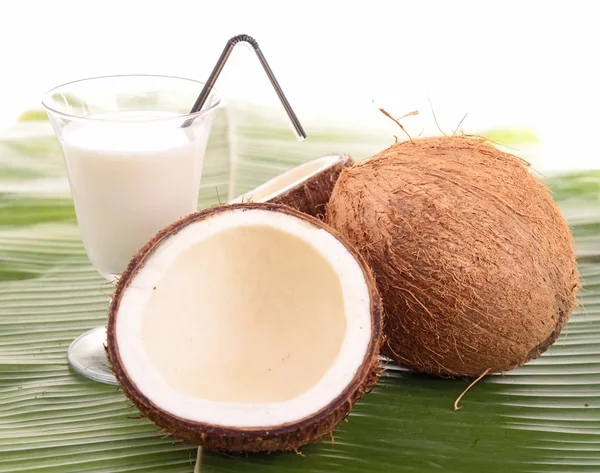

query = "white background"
[0,0,598,170]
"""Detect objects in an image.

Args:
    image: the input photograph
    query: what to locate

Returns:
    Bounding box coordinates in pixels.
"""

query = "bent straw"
[184,34,306,140]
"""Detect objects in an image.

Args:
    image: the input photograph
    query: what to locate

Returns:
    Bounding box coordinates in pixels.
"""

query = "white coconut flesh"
[115,208,372,428]
[230,154,344,203]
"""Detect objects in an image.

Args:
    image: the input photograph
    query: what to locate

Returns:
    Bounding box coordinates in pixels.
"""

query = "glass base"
[67,326,118,385]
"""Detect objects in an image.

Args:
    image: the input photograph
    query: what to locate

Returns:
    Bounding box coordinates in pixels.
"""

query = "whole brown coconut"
[326,136,579,377]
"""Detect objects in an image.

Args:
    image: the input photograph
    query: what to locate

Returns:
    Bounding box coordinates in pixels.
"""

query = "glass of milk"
[42,75,220,384]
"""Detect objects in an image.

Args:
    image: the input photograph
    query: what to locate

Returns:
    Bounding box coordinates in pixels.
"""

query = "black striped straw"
[183,34,306,141]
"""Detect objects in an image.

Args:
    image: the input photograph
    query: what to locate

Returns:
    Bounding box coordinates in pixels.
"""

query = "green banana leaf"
[0,104,598,473]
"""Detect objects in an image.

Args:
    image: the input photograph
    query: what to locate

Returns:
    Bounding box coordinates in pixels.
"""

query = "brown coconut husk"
[326,136,579,377]
[106,202,383,452]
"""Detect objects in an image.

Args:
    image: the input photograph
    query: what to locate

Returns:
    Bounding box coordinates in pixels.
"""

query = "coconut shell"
[270,154,353,219]
[107,202,382,452]
[234,153,354,219]
[326,136,579,377]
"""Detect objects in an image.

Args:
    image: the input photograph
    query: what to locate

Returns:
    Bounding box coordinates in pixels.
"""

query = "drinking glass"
[42,75,220,384]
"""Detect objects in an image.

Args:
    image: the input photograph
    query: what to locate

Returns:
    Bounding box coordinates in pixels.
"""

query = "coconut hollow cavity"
[107,203,382,453]
[327,136,579,378]
[231,153,353,218]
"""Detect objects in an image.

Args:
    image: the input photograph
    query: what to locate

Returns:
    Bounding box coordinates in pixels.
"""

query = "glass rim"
[41,74,221,123]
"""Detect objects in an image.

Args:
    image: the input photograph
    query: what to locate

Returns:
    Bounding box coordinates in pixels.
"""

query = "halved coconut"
[107,203,382,453]
[230,153,353,218]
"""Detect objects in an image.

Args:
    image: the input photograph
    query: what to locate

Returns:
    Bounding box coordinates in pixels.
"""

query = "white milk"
[60,111,211,279]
